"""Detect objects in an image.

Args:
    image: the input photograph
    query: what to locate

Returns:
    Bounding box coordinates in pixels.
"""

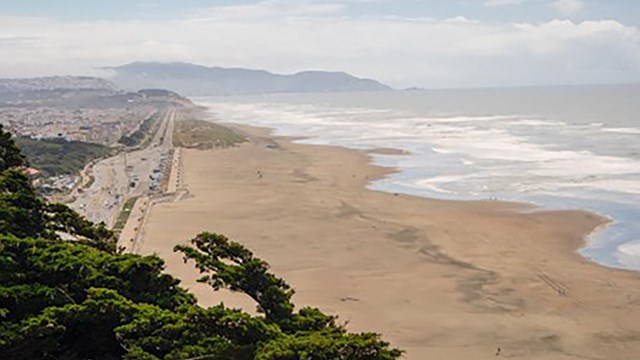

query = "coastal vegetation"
[15,136,111,177]
[0,124,401,359]
[112,196,139,235]
[173,117,246,149]
[118,112,161,148]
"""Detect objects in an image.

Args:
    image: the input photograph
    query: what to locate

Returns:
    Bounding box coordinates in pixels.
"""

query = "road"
[70,108,176,227]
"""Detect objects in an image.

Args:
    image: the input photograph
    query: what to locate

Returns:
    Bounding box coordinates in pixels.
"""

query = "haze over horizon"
[1,0,640,89]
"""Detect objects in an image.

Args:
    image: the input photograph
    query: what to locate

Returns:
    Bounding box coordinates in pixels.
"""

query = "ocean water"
[196,85,640,271]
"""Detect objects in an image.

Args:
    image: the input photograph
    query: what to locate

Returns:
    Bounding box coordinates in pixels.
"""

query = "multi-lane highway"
[70,108,176,227]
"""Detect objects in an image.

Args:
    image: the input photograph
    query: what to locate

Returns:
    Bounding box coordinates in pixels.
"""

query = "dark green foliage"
[46,202,116,251]
[0,125,117,248]
[0,126,402,360]
[175,232,295,323]
[0,124,47,238]
[174,233,342,333]
[0,167,117,249]
[0,236,193,317]
[0,169,48,238]
[1,234,402,360]
[15,136,110,177]
[257,331,402,360]
[117,304,276,360]
[119,115,157,147]
[0,124,26,171]
[0,237,197,359]
[6,288,135,360]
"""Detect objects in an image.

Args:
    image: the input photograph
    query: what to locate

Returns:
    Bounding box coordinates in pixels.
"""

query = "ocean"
[196,84,640,271]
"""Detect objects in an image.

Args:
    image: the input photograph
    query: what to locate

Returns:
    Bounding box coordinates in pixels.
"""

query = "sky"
[1,0,639,88]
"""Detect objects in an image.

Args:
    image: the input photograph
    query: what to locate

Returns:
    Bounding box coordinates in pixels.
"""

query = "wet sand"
[140,125,640,360]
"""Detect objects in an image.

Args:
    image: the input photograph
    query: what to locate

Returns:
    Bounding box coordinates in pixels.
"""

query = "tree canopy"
[0,124,26,172]
[15,136,110,177]
[0,125,402,359]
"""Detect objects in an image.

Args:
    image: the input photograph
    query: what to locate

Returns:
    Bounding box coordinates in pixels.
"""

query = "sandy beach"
[139,124,640,360]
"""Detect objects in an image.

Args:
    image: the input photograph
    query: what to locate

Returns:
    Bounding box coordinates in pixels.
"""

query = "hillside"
[15,136,111,177]
[105,62,393,96]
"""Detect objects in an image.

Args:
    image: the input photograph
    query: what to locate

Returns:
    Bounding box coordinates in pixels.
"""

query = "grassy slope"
[118,112,162,148]
[173,118,246,149]
[15,137,111,176]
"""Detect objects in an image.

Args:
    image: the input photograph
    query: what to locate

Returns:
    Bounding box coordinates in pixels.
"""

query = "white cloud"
[550,0,586,16]
[484,0,527,7]
[0,1,638,88]
[188,1,346,21]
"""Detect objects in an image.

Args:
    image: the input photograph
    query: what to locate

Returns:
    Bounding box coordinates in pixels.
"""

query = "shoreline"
[296,125,640,274]
[233,123,612,265]
[140,122,640,359]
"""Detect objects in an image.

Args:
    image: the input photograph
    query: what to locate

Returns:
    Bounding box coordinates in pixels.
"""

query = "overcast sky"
[1,0,639,88]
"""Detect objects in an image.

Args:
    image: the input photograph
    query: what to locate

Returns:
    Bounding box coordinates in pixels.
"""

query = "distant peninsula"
[104,61,393,96]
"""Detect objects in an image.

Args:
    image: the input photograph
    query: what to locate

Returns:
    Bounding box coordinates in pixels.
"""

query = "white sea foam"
[200,95,640,270]
[552,179,640,196]
[509,119,565,126]
[411,181,455,194]
[602,127,640,134]
[616,241,640,270]
[426,115,516,123]
[431,147,456,154]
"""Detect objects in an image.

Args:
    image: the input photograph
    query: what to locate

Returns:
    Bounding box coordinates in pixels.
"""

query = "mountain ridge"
[105,61,393,96]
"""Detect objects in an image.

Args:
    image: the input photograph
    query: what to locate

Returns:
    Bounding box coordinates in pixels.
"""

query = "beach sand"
[140,125,640,360]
